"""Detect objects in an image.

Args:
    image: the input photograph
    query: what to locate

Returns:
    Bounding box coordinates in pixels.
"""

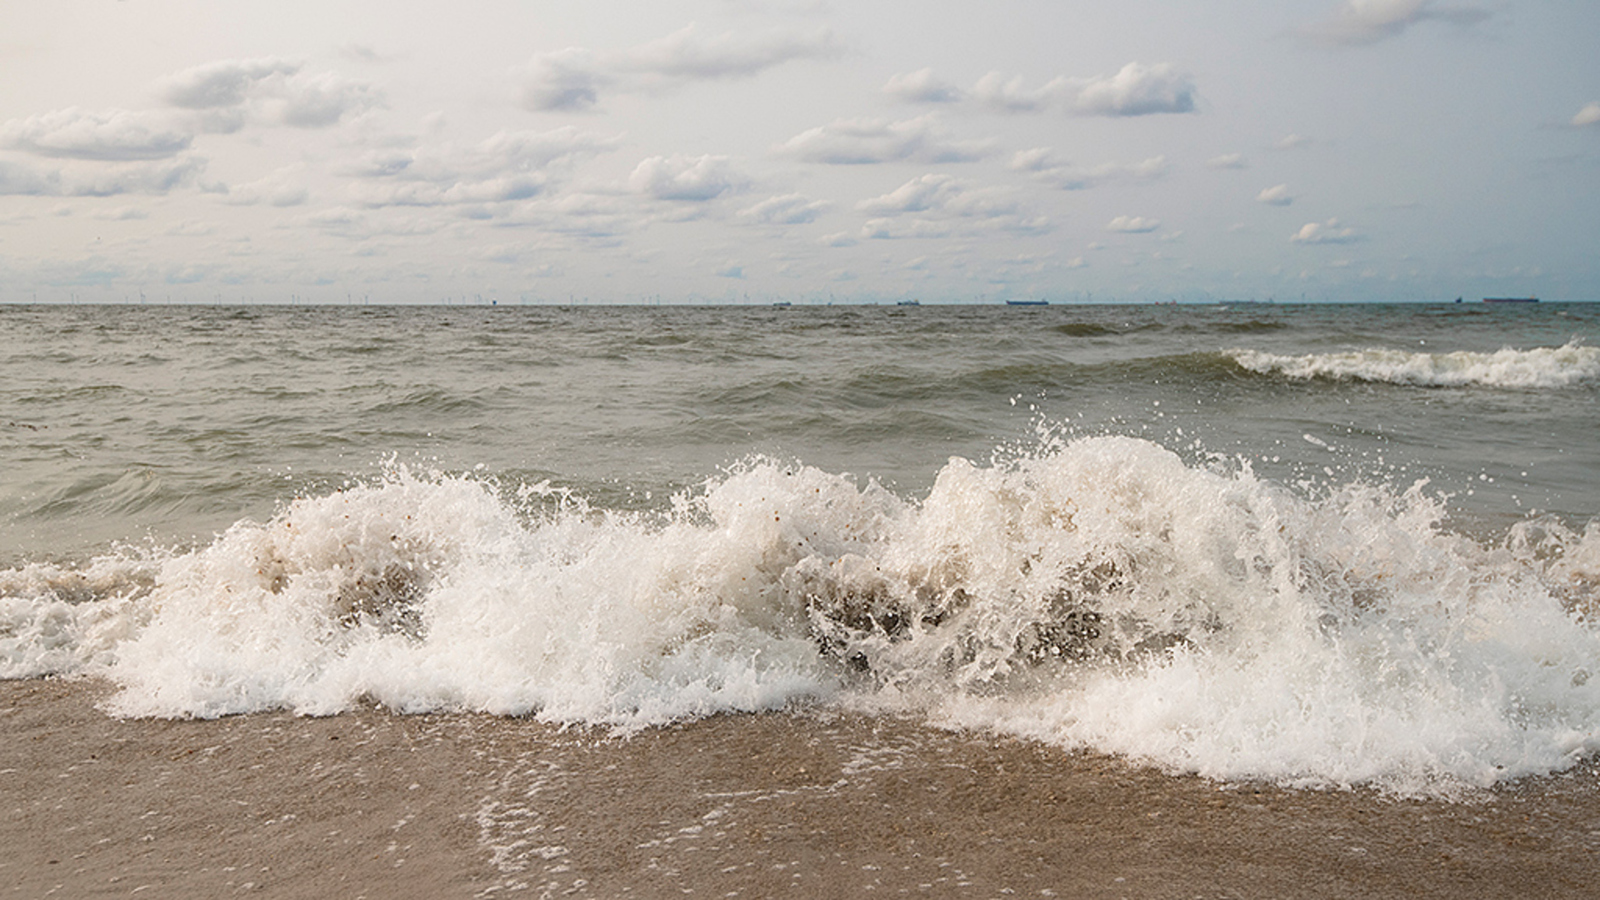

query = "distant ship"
[1004,299,1048,306]
[896,299,921,306]
[1483,297,1538,303]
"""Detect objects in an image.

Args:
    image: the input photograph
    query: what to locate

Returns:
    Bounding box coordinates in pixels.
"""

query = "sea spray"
[4,436,1600,794]
[1229,340,1600,388]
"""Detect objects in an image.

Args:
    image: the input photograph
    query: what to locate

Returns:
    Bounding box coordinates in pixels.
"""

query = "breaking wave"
[5,435,1600,795]
[1230,341,1599,388]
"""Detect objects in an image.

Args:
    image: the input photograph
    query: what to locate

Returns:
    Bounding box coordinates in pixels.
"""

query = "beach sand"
[5,677,1600,899]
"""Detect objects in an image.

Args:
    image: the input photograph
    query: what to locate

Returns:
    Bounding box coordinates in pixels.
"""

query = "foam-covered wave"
[5,438,1600,794]
[1230,341,1599,388]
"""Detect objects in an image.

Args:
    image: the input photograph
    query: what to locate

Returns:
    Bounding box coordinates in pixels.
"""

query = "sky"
[1,0,1597,304]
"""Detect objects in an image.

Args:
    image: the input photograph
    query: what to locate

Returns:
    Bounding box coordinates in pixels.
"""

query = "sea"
[3,301,1599,797]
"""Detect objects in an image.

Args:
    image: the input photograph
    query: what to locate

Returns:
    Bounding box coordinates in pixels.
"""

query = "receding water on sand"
[8,678,1600,899]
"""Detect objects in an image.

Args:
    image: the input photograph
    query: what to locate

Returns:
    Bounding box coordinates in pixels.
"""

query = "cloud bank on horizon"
[0,0,1595,303]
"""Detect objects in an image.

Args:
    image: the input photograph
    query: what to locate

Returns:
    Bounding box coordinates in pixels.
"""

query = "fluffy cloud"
[738,193,831,224]
[1573,102,1600,128]
[1303,0,1490,46]
[1067,62,1196,116]
[277,72,382,127]
[1257,184,1294,205]
[520,25,841,112]
[2,108,192,161]
[1276,133,1313,150]
[1206,153,1248,169]
[1011,149,1167,190]
[1291,218,1360,244]
[972,72,1062,113]
[630,154,746,201]
[858,174,970,215]
[0,153,204,197]
[622,24,842,82]
[154,57,381,128]
[971,63,1195,117]
[520,49,608,112]
[88,157,207,195]
[0,159,62,195]
[346,127,616,208]
[1106,215,1161,233]
[853,174,1046,239]
[776,115,992,165]
[883,69,963,104]
[157,57,301,109]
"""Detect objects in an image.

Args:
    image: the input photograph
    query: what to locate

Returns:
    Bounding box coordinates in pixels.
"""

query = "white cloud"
[972,72,1064,113]
[519,49,608,112]
[884,68,963,104]
[738,193,831,224]
[155,58,380,129]
[277,72,382,127]
[519,25,841,111]
[345,127,616,209]
[1573,102,1600,128]
[1106,215,1161,233]
[1257,184,1294,205]
[860,217,954,240]
[2,107,192,161]
[621,24,842,83]
[854,174,1046,239]
[1206,153,1247,169]
[1067,62,1196,116]
[776,115,992,164]
[0,159,62,195]
[1304,1,1490,46]
[1276,133,1313,150]
[630,154,746,201]
[157,57,301,109]
[69,157,208,197]
[968,62,1194,117]
[0,154,206,197]
[1011,149,1167,190]
[1291,218,1360,244]
[857,173,966,215]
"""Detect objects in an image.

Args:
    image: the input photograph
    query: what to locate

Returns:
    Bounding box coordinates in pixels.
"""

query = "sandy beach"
[4,677,1599,899]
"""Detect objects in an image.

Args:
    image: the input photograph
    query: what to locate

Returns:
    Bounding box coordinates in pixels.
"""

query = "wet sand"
[5,677,1600,899]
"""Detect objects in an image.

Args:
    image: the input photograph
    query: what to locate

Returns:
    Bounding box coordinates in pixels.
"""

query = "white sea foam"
[1230,340,1600,388]
[4,437,1600,794]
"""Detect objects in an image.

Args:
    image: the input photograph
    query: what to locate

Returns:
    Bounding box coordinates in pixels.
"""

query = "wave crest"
[1230,341,1599,387]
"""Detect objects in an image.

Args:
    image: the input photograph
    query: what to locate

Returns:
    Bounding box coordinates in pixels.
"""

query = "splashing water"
[1230,340,1599,388]
[4,435,1600,795]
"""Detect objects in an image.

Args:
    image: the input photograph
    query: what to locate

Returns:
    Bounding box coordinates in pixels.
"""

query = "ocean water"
[3,301,1598,795]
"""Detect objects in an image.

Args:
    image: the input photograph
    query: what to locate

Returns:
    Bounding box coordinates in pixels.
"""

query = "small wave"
[1212,319,1289,334]
[1052,323,1119,338]
[4,441,1600,795]
[1230,341,1599,388]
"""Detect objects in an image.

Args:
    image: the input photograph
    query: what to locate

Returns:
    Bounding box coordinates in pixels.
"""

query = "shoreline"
[6,677,1600,898]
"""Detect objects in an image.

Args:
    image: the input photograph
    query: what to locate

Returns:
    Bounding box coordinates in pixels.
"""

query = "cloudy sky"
[2,0,1596,303]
